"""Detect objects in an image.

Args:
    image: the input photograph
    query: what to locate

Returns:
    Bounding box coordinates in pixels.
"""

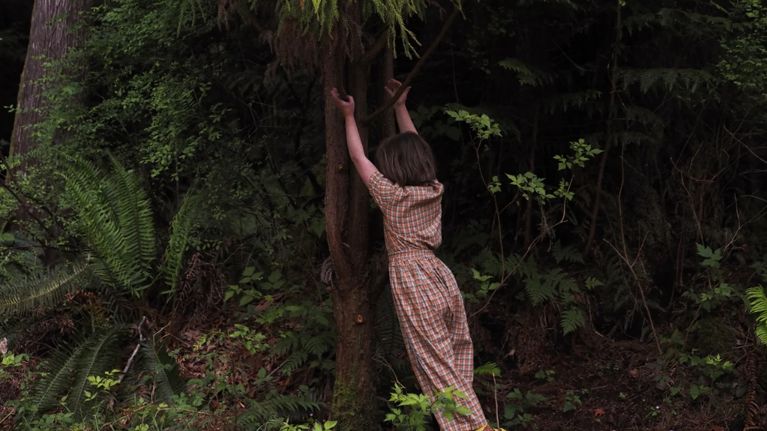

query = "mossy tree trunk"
[10,0,91,177]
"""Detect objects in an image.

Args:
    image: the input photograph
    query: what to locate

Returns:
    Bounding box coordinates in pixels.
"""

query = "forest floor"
[491,335,762,431]
[2,311,765,431]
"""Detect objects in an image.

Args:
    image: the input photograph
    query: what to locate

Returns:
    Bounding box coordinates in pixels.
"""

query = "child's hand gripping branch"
[384,79,418,134]
[330,87,376,186]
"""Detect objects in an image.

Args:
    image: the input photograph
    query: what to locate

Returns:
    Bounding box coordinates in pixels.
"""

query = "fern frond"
[755,324,767,346]
[543,90,602,115]
[106,155,156,280]
[140,339,185,402]
[620,68,713,94]
[31,325,124,415]
[238,390,321,426]
[67,326,125,414]
[745,286,767,345]
[33,342,87,412]
[0,263,91,316]
[499,58,553,87]
[561,307,585,335]
[63,158,156,294]
[160,192,202,295]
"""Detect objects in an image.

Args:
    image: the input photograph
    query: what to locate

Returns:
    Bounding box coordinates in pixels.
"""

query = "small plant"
[228,323,268,354]
[444,108,503,141]
[680,353,735,401]
[224,266,264,306]
[84,369,121,402]
[685,244,738,312]
[1,351,28,368]
[562,390,583,412]
[534,369,556,383]
[385,383,470,431]
[503,388,547,426]
[281,420,337,431]
[0,347,28,379]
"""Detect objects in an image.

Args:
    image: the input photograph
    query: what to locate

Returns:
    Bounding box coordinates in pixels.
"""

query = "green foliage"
[683,244,739,312]
[84,369,121,402]
[504,388,547,427]
[499,58,553,87]
[561,390,583,413]
[507,139,601,204]
[281,419,337,431]
[237,390,322,427]
[385,383,470,430]
[746,285,767,344]
[718,0,767,100]
[696,244,722,269]
[28,326,124,415]
[0,263,90,316]
[140,339,185,402]
[228,323,268,354]
[445,108,503,141]
[276,0,448,58]
[62,157,155,296]
[1,351,28,367]
[553,139,603,171]
[474,361,501,378]
[159,192,202,296]
[619,68,714,94]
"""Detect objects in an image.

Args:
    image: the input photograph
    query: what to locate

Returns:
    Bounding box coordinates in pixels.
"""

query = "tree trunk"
[322,35,378,429]
[10,0,90,176]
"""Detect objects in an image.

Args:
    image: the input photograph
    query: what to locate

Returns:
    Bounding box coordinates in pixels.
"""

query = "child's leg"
[397,306,486,430]
[450,293,476,391]
[391,278,487,430]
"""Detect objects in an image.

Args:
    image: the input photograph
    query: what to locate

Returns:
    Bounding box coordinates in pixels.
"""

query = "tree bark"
[322,33,378,429]
[10,0,91,176]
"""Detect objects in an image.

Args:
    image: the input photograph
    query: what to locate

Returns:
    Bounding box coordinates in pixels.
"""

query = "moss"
[332,379,379,430]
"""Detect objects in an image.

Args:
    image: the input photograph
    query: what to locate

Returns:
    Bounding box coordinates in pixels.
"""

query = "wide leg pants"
[389,250,487,431]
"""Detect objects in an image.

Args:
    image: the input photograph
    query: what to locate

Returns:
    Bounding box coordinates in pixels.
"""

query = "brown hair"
[375,132,437,186]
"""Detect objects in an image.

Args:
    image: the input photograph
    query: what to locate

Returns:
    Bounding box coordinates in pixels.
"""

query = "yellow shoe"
[475,426,507,431]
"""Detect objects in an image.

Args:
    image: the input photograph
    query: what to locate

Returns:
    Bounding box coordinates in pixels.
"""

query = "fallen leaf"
[628,368,639,378]
[593,407,606,417]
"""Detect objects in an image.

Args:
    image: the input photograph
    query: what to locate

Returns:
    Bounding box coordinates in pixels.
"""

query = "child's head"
[375,132,436,186]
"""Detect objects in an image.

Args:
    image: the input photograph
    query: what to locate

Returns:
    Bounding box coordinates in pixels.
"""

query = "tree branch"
[362,6,460,124]
[361,30,390,64]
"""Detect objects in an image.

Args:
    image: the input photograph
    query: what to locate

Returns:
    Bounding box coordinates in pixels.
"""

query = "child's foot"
[475,425,508,431]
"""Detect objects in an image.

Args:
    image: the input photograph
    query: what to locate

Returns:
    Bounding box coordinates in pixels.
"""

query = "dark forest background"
[0,0,766,430]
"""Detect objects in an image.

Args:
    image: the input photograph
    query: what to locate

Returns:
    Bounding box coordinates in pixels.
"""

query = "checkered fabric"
[368,170,488,431]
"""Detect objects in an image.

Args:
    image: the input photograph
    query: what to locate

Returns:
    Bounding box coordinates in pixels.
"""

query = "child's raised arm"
[330,88,376,186]
[385,79,417,135]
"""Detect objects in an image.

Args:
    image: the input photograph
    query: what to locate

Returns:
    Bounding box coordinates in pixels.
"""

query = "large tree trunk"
[10,0,90,176]
[322,35,378,429]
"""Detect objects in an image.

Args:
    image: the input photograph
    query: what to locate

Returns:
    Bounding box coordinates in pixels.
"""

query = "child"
[330,80,501,431]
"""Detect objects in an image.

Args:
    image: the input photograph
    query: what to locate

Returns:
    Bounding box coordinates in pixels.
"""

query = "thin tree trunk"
[10,0,90,177]
[322,33,378,429]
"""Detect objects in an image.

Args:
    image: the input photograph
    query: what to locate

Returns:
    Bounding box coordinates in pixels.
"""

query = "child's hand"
[330,88,355,117]
[385,79,410,107]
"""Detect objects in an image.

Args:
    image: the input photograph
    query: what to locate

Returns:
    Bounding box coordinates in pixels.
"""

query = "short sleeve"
[367,170,401,211]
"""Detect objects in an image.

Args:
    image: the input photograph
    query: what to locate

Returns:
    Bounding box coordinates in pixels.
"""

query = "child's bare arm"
[330,88,376,185]
[385,79,417,134]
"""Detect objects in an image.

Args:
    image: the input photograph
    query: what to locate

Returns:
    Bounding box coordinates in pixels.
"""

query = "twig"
[362,6,460,124]
[492,374,500,428]
[118,316,147,384]
[612,141,662,354]
[0,409,13,426]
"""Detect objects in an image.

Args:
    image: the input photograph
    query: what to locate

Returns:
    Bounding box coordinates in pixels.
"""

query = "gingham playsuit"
[368,170,487,431]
